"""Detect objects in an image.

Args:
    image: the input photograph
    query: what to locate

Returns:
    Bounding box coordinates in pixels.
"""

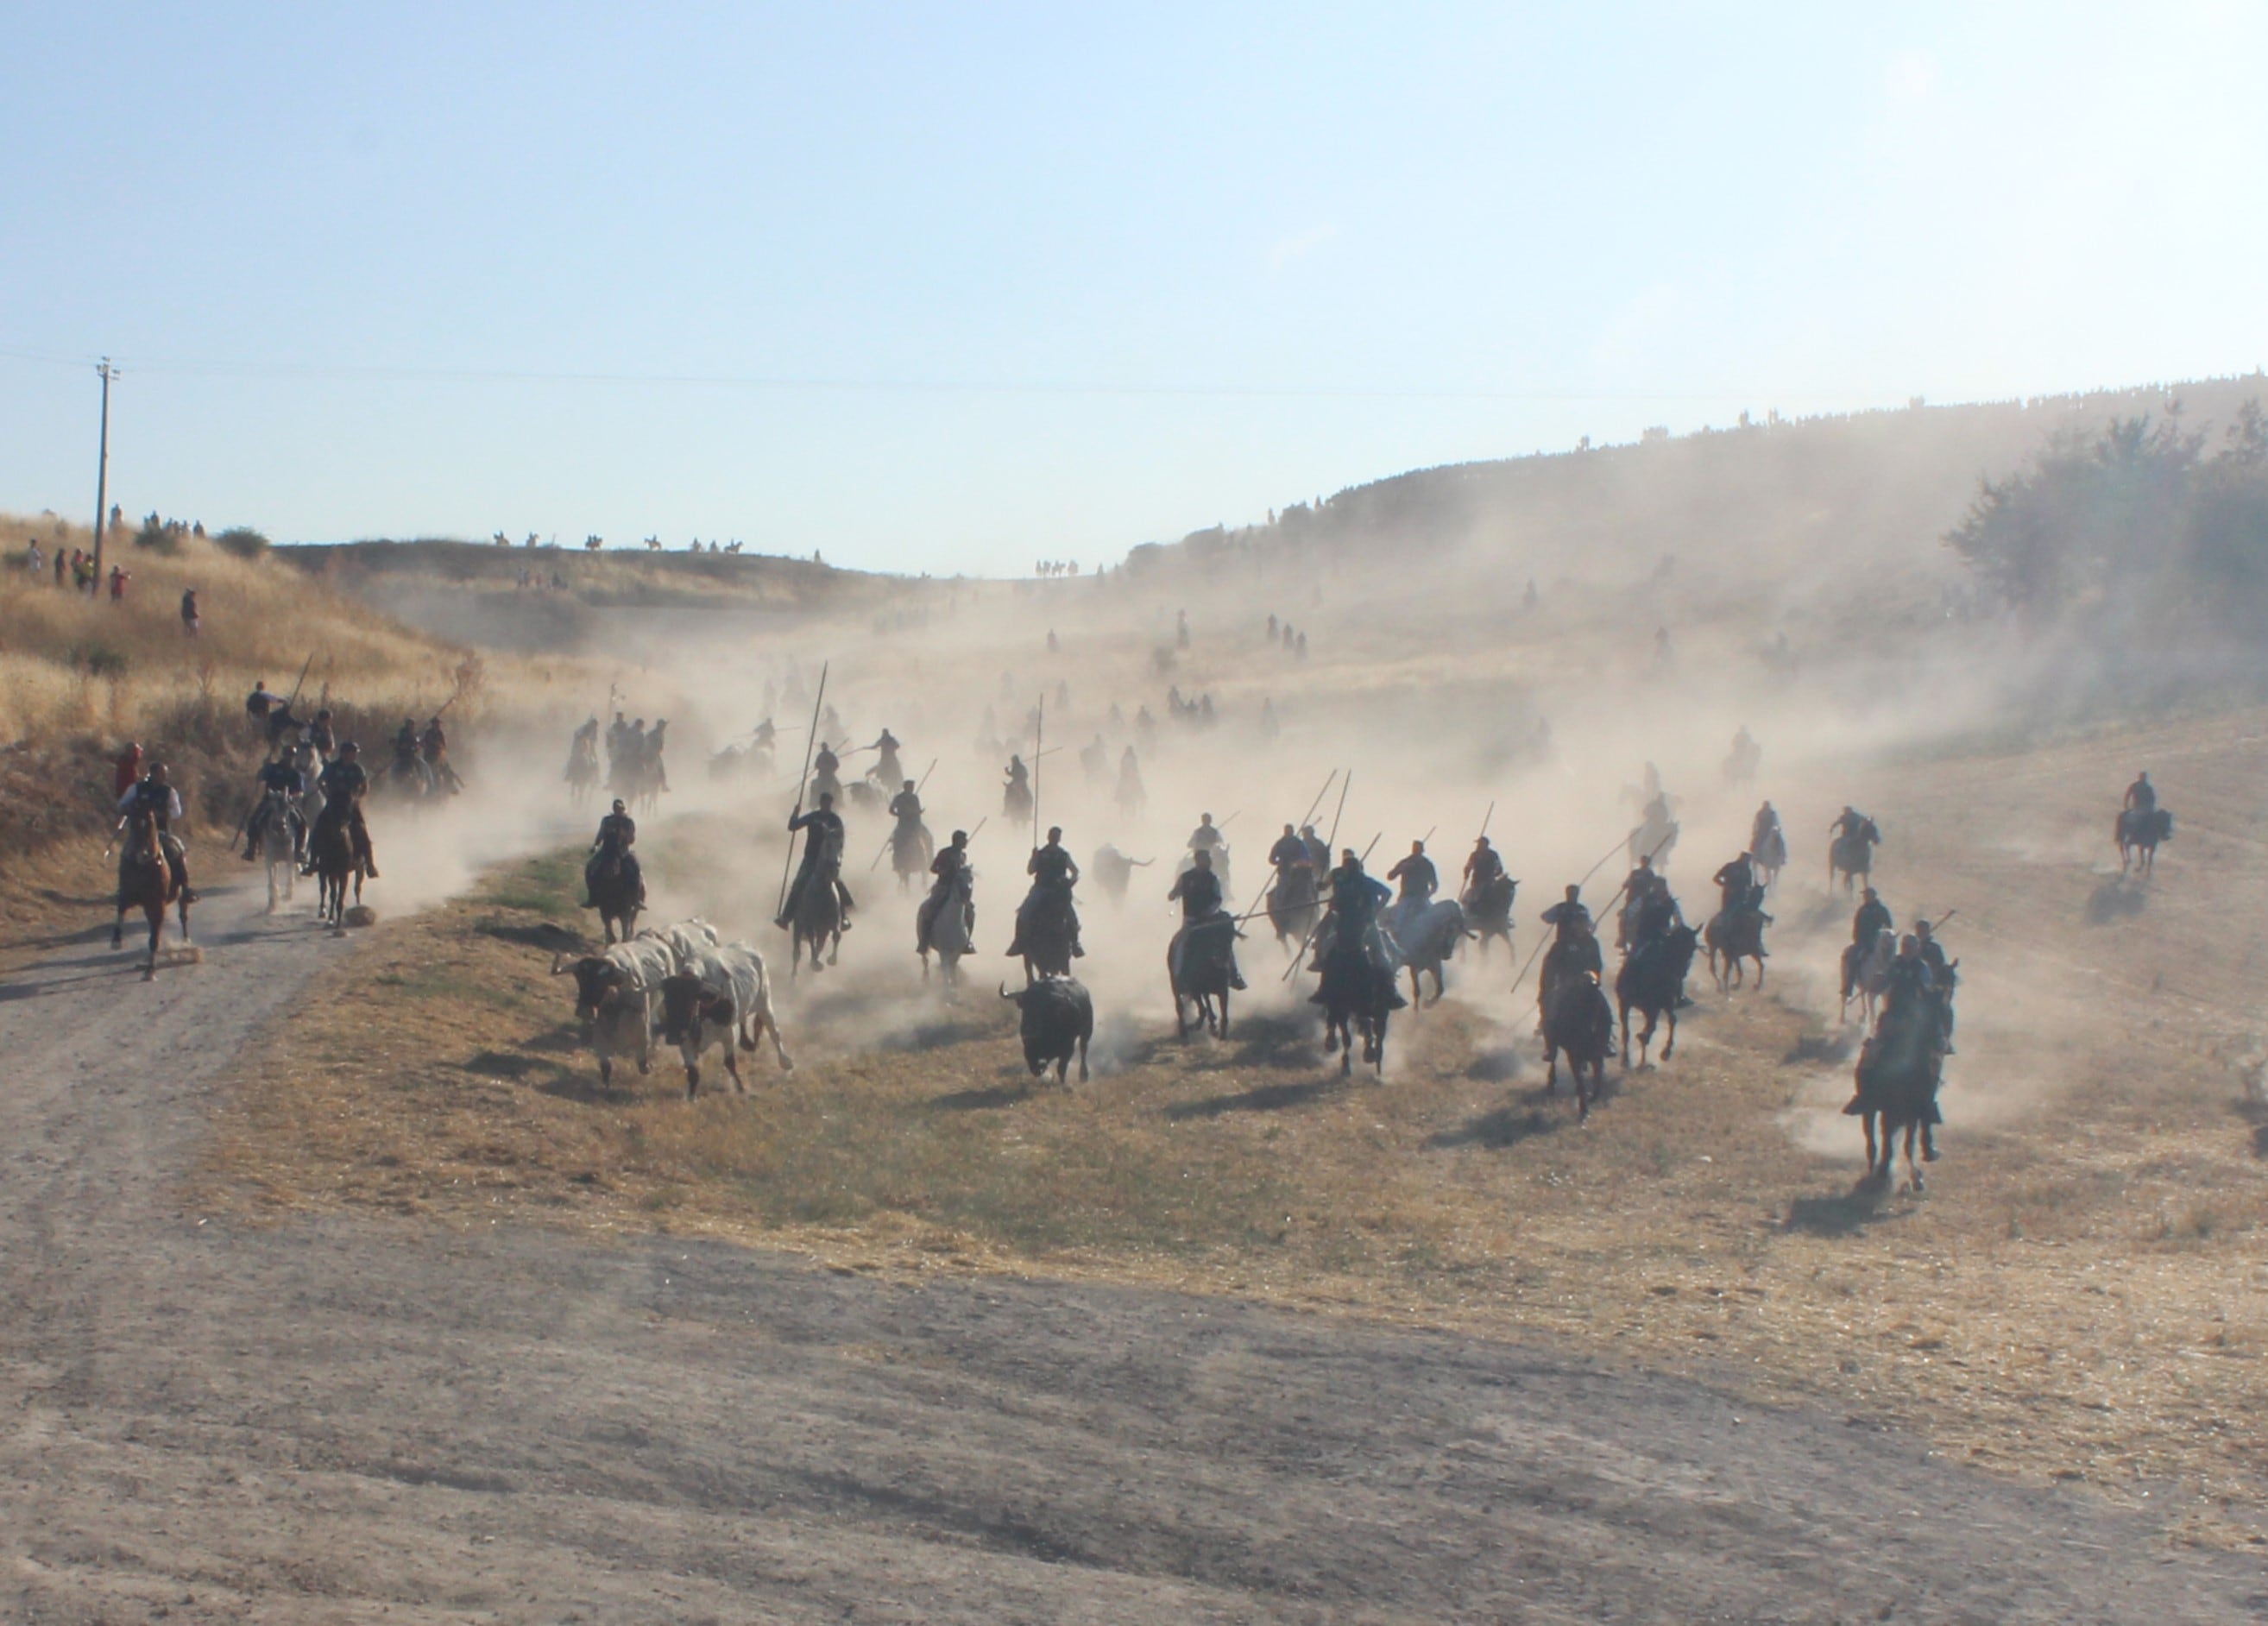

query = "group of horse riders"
[602,713,669,801]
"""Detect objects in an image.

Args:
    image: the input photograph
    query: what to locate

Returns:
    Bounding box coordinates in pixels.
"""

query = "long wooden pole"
[1298,769,1338,832]
[1030,694,1044,848]
[775,660,828,919]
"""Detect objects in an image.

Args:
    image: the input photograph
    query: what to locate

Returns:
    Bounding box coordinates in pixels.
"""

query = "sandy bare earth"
[2,885,2262,1624]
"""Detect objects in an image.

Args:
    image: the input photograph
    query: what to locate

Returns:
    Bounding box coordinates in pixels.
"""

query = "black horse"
[1169,916,1237,1039]
[1462,874,1515,960]
[2114,807,2172,875]
[1315,941,1394,1077]
[1615,924,1698,1068]
[1541,971,1615,1122]
[585,857,642,946]
[1266,864,1320,953]
[1846,1009,1944,1191]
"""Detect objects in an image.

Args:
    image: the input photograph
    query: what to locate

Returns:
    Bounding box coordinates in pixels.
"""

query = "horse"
[378,753,436,806]
[585,855,642,946]
[1839,927,1896,1025]
[1267,864,1321,952]
[308,809,367,927]
[111,813,189,980]
[890,816,934,893]
[1847,1008,1944,1191]
[1615,924,1698,1068]
[1461,874,1515,960]
[1629,809,1679,872]
[2115,807,2172,875]
[565,740,600,807]
[1828,819,1880,893]
[787,867,844,977]
[1751,825,1787,888]
[1537,930,1603,1034]
[920,868,974,986]
[1017,895,1076,985]
[1394,898,1471,1007]
[1169,915,1237,1039]
[1540,971,1615,1122]
[250,790,298,914]
[1004,777,1034,829]
[1704,907,1768,991]
[1315,939,1393,1077]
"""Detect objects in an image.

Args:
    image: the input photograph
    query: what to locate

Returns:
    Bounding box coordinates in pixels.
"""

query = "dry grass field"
[203,703,2268,1550]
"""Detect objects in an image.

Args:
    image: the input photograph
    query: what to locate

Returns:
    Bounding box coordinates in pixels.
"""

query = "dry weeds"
[204,829,2268,1550]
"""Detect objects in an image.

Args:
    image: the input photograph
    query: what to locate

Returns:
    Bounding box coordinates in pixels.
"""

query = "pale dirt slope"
[1,885,2261,1622]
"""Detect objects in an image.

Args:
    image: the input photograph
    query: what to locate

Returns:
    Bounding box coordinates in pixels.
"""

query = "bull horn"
[999,981,1013,1000]
[550,953,570,974]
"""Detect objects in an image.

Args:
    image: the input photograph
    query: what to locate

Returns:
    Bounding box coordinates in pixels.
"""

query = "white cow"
[552,935,677,1086]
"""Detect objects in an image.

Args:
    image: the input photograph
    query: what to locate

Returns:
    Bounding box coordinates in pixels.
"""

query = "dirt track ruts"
[2,884,2260,1623]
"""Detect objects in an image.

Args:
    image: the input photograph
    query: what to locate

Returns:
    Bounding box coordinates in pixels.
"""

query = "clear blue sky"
[4,3,2263,574]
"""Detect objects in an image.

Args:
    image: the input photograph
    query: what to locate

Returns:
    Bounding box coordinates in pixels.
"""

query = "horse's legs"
[1862,1112,1881,1179]
[1218,985,1231,1040]
[1618,1001,1633,1068]
[1755,955,1766,991]
[1662,1002,1678,1062]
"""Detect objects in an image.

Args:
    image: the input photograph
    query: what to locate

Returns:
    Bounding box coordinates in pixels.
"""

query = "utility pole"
[91,358,116,596]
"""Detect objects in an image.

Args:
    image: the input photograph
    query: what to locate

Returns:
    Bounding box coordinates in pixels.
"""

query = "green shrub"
[213,526,271,560]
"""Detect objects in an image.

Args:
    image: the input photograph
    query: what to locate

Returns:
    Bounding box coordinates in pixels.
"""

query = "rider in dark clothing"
[583,800,642,906]
[306,709,337,759]
[778,793,852,930]
[2124,772,2155,816]
[1307,852,1402,1004]
[1268,825,1310,873]
[1712,853,1762,917]
[1914,920,1957,1053]
[309,746,378,875]
[1464,837,1506,891]
[867,729,903,787]
[1386,843,1437,907]
[1830,806,1874,841]
[1851,887,1893,947]
[917,831,973,954]
[1301,824,1330,873]
[116,765,198,903]
[1166,849,1244,991]
[1541,885,1592,944]
[243,756,307,861]
[1008,827,1084,958]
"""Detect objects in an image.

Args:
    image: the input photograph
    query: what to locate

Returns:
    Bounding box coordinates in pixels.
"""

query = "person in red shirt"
[108,565,129,603]
[113,742,143,799]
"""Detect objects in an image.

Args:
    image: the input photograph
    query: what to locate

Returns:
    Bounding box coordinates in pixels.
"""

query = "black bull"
[1001,975,1093,1084]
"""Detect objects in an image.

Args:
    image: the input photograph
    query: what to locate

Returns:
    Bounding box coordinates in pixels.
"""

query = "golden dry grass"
[205,789,2268,1552]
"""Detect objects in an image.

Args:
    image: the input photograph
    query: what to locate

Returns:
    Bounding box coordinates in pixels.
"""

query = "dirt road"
[3,885,2260,1623]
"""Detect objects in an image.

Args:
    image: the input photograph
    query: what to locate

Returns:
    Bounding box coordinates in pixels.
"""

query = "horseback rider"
[1852,886,1893,946]
[1385,840,1438,935]
[1464,836,1506,893]
[605,712,629,775]
[306,708,337,759]
[643,719,671,793]
[116,762,198,904]
[1166,848,1246,992]
[777,791,853,930]
[245,679,278,722]
[394,717,419,765]
[1268,823,1311,875]
[916,829,974,955]
[886,779,931,867]
[811,741,843,803]
[308,742,378,876]
[1881,935,1939,1038]
[1711,852,1767,919]
[866,728,903,787]
[242,753,308,863]
[1007,825,1085,960]
[1830,805,1875,841]
[2124,771,2156,818]
[583,798,644,907]
[1301,823,1331,874]
[1187,812,1226,860]
[1915,918,1957,1053]
[1307,850,1402,995]
[1116,747,1144,813]
[420,716,463,794]
[1749,801,1783,859]
[1541,883,1593,945]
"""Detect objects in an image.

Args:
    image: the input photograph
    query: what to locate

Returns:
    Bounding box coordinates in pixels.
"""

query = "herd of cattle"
[551,917,1094,1097]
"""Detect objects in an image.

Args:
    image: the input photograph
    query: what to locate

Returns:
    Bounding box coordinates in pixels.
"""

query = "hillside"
[281,538,905,653]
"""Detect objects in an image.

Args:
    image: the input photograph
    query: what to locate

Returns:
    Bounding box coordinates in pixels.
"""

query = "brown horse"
[309,809,368,927]
[111,813,190,980]
[1704,908,1768,991]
